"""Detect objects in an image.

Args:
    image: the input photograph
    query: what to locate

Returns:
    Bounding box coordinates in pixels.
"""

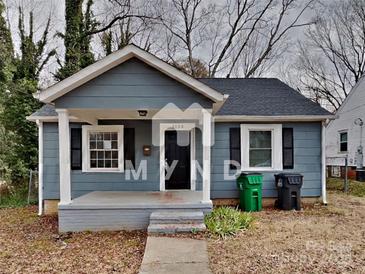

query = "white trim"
[36,44,224,103]
[202,110,212,202]
[240,124,283,171]
[36,120,43,215]
[56,109,71,205]
[322,121,328,205]
[82,125,124,173]
[214,115,335,122]
[159,123,196,191]
[190,129,196,191]
[26,115,79,122]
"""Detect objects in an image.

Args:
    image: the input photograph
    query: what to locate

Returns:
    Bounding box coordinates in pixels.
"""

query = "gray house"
[28,45,333,232]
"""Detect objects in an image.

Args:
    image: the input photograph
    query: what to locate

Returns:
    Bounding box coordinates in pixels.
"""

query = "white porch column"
[56,109,71,205]
[202,110,212,202]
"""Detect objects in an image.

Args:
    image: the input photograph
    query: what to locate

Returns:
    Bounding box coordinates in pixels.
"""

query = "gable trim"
[36,45,225,103]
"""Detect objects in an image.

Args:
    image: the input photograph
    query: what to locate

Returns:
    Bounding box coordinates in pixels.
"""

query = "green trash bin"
[236,173,263,212]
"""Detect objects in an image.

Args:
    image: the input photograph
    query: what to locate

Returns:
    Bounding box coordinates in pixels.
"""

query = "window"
[82,125,124,172]
[282,128,294,169]
[229,128,241,169]
[339,131,348,152]
[241,124,282,171]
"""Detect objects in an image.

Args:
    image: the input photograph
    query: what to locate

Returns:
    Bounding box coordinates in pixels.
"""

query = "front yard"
[0,207,146,273]
[208,190,365,273]
[0,181,364,273]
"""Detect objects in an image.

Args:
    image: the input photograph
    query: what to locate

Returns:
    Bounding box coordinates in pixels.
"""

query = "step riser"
[147,224,206,234]
[150,218,204,224]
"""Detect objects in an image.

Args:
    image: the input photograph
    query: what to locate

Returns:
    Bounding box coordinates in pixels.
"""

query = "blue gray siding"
[43,122,322,200]
[211,122,322,198]
[54,58,213,109]
[43,121,161,199]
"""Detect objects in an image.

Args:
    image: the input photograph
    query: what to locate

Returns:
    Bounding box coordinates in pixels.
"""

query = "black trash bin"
[275,173,303,210]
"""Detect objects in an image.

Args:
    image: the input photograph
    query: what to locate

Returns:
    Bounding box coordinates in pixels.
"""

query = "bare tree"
[96,0,159,56]
[207,0,315,78]
[157,0,215,77]
[294,0,365,111]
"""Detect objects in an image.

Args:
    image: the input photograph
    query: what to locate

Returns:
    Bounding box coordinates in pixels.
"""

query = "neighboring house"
[27,44,333,232]
[326,77,365,179]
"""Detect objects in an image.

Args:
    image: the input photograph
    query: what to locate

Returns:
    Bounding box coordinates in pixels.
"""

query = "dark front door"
[165,130,191,189]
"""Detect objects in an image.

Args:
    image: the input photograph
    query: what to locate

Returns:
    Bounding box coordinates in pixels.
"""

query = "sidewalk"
[139,236,212,274]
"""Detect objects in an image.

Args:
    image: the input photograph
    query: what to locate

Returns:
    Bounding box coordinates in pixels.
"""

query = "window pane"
[90,133,96,141]
[340,142,348,152]
[97,160,104,168]
[105,160,111,168]
[340,132,347,142]
[105,151,111,159]
[90,141,96,149]
[97,151,104,159]
[111,140,118,149]
[249,149,272,167]
[112,160,118,168]
[97,141,103,149]
[104,132,111,140]
[90,151,97,159]
[90,160,97,168]
[112,151,118,159]
[249,131,271,148]
[111,133,118,140]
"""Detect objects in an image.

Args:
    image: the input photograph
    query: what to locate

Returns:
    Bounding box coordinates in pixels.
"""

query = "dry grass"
[0,206,147,274]
[208,192,365,274]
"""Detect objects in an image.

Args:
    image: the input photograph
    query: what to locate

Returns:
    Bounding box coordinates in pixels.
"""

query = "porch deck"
[58,191,212,232]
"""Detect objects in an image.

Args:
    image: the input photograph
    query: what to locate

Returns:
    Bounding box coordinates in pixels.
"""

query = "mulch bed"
[0,206,147,274]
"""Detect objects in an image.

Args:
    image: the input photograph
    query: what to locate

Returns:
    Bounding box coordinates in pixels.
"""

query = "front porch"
[58,191,212,232]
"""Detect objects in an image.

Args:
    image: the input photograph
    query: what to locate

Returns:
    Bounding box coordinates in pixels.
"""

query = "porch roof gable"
[35,44,225,104]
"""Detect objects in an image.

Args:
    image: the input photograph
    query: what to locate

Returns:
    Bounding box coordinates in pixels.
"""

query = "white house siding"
[326,78,365,167]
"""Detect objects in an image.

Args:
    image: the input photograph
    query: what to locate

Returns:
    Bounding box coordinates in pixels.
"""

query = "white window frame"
[82,125,124,172]
[241,124,282,171]
[338,130,348,153]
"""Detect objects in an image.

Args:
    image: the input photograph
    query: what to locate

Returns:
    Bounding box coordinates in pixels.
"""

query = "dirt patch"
[208,192,365,274]
[0,206,147,274]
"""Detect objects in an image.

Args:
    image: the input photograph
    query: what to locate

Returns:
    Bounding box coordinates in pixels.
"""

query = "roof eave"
[214,114,336,122]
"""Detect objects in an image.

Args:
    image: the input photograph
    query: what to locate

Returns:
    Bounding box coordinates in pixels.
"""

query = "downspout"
[321,119,328,205]
[36,120,43,215]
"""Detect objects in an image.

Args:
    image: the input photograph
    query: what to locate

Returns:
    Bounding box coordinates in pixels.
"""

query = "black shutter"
[124,128,135,169]
[283,128,294,169]
[229,128,241,169]
[71,128,82,170]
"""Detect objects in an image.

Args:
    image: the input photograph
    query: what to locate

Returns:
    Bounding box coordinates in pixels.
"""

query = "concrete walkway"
[139,236,212,274]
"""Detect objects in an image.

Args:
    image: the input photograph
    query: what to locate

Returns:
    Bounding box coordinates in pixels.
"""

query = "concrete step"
[149,211,204,224]
[147,223,206,234]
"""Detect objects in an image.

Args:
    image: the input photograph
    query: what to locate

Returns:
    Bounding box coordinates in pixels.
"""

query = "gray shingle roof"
[29,104,57,117]
[198,78,332,116]
[30,78,332,117]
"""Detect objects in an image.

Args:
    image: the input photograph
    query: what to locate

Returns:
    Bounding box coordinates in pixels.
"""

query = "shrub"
[0,185,37,208]
[205,206,254,237]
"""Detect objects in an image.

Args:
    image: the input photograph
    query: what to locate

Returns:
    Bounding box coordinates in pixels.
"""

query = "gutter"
[321,119,328,205]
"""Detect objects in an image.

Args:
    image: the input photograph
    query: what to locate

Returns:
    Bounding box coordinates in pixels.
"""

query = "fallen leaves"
[0,206,147,274]
[208,192,365,274]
